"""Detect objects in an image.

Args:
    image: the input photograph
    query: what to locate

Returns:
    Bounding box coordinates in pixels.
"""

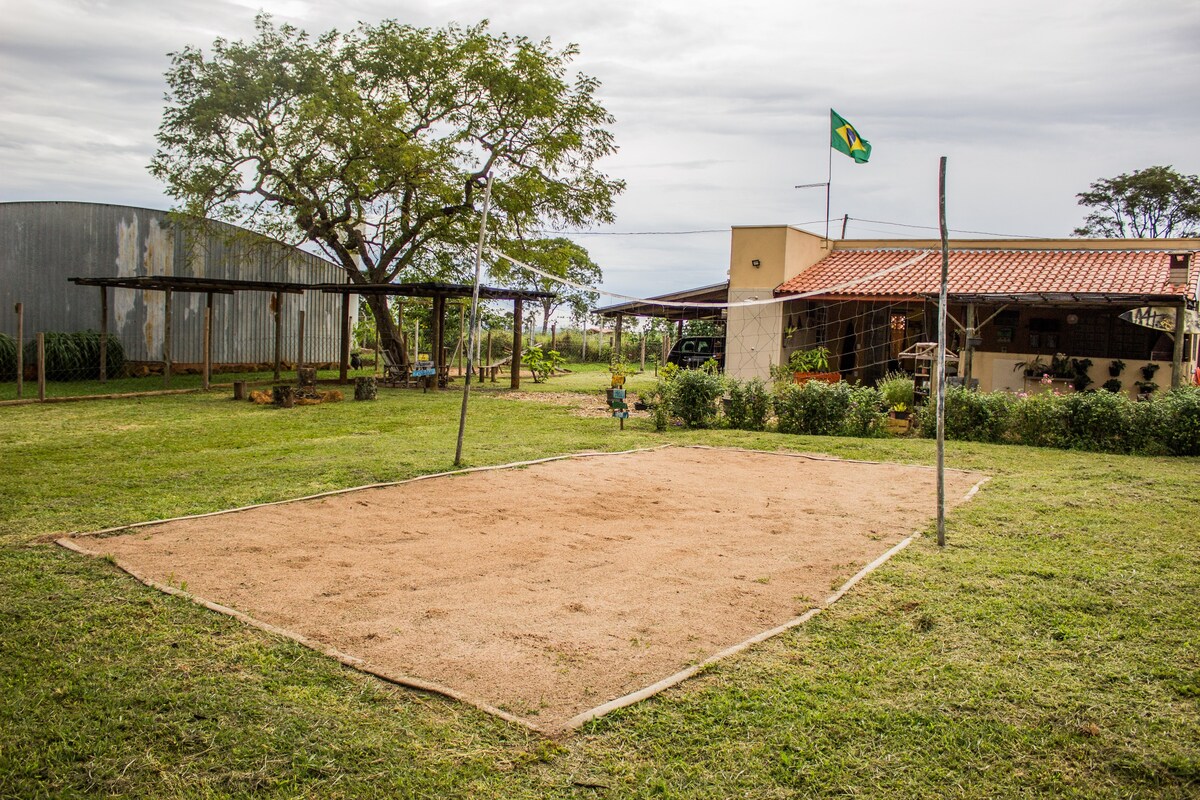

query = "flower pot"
[889,410,910,421]
[793,371,841,385]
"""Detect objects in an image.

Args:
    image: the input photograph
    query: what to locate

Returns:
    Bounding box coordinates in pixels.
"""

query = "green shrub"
[73,330,125,379]
[843,384,887,437]
[1009,391,1070,449]
[521,347,565,383]
[669,369,723,428]
[774,380,851,436]
[725,378,771,431]
[941,386,1016,443]
[0,332,17,381]
[646,380,674,431]
[18,330,125,381]
[1061,389,1136,452]
[1152,387,1200,456]
[877,371,915,410]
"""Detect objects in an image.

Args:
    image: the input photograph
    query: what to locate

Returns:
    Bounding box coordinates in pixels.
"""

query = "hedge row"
[917,385,1200,456]
[653,373,1200,456]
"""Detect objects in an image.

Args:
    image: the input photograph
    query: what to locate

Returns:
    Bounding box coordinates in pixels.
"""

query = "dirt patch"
[70,447,983,732]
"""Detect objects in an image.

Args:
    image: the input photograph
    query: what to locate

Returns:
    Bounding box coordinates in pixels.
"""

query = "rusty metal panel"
[0,201,353,363]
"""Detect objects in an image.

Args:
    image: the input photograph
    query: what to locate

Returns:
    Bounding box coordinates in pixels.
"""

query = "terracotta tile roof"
[775,249,1196,298]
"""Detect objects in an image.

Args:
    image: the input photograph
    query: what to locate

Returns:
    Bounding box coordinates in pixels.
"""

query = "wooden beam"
[162,288,172,389]
[1171,300,1187,389]
[273,291,283,381]
[99,286,108,383]
[15,302,24,399]
[202,292,213,391]
[511,300,522,389]
[339,291,351,383]
[297,309,306,378]
[432,295,445,390]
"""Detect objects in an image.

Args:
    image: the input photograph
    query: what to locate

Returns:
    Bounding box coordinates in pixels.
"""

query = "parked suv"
[666,336,725,371]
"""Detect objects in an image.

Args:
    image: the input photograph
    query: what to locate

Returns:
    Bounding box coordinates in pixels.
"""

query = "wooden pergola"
[70,275,309,389]
[70,276,556,391]
[308,282,556,390]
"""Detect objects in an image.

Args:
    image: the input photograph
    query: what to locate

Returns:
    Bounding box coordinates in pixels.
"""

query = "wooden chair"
[380,350,410,387]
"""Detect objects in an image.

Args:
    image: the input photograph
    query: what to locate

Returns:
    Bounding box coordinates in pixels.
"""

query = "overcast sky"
[3,0,1198,300]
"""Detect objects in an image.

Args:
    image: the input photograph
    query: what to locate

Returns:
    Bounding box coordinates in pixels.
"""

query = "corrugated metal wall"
[0,201,354,363]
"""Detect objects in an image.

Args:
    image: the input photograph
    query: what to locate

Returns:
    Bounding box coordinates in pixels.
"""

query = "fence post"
[99,287,108,383]
[37,332,46,401]
[162,289,172,389]
[15,303,23,399]
[297,309,306,379]
[202,292,213,392]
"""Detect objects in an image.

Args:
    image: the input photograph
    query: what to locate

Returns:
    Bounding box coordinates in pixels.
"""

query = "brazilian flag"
[831,109,871,163]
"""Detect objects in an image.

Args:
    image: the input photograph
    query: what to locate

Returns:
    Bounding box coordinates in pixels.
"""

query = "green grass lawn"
[1,375,1197,798]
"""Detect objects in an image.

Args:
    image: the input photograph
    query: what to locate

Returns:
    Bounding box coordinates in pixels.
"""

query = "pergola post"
[614,314,624,362]
[962,303,976,388]
[511,299,522,389]
[15,303,24,399]
[339,291,351,383]
[162,288,172,389]
[273,291,283,381]
[202,292,213,391]
[432,294,445,390]
[297,309,306,378]
[99,286,108,383]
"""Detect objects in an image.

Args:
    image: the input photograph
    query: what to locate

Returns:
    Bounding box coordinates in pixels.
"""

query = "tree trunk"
[364,294,409,369]
[541,299,553,334]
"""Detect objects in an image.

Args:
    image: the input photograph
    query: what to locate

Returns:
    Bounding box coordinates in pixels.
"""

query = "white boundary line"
[55,447,991,736]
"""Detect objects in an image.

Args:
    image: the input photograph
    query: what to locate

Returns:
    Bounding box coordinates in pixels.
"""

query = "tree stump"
[297,367,317,395]
[354,376,378,401]
[272,385,295,408]
[232,380,247,401]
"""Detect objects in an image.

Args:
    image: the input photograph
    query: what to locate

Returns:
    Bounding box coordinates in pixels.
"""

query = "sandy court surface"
[77,447,984,732]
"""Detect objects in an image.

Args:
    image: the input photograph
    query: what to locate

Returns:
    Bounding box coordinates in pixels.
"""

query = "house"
[724,226,1199,397]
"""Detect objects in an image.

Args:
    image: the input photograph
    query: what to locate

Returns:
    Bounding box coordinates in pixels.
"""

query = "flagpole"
[825,141,833,245]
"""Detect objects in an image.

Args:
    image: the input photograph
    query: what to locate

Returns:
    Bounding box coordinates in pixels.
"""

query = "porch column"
[1171,300,1187,389]
[99,286,109,383]
[432,295,445,390]
[339,291,351,383]
[962,303,976,388]
[614,314,624,362]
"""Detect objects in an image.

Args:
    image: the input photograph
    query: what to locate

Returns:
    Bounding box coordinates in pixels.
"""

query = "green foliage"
[657,362,680,383]
[774,380,851,436]
[647,380,674,431]
[724,378,771,431]
[842,385,887,438]
[0,332,16,381]
[20,331,126,381]
[1061,390,1136,452]
[936,386,1017,444]
[668,369,723,428]
[1153,387,1200,456]
[877,371,915,410]
[787,346,831,373]
[490,239,602,330]
[520,347,565,383]
[1074,165,1200,238]
[918,386,1200,456]
[1102,378,1123,393]
[151,14,622,353]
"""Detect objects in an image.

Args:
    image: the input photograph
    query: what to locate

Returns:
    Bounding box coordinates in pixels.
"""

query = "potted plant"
[788,346,839,385]
[1108,359,1125,378]
[878,370,916,419]
[888,402,911,421]
[1140,363,1160,381]
[1135,380,1159,396]
[1101,378,1123,393]
[1015,355,1047,377]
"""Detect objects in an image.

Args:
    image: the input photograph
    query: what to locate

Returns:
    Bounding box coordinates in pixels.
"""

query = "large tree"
[1074,165,1200,238]
[150,15,623,365]
[490,237,601,333]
